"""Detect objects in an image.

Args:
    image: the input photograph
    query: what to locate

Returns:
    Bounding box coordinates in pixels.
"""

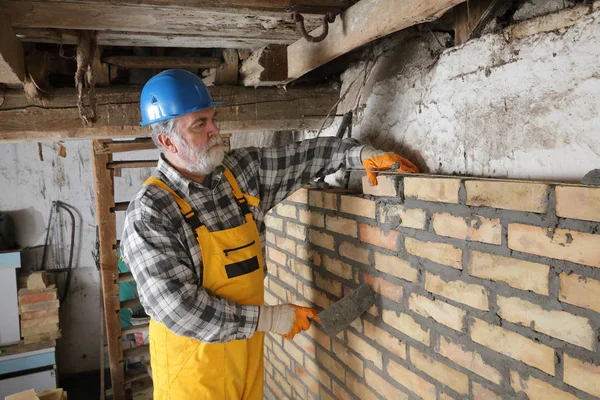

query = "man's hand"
[257,304,319,339]
[361,146,419,186]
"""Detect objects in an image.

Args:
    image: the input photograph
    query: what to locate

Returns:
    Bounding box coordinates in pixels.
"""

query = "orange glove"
[362,152,419,186]
[282,305,319,340]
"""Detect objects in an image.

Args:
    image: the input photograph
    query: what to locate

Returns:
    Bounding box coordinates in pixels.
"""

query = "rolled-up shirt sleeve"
[121,196,259,343]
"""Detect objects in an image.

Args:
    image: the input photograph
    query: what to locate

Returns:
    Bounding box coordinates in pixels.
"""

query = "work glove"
[257,304,319,339]
[361,146,419,186]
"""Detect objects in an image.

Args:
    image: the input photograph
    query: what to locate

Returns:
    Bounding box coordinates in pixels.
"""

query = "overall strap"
[222,167,260,215]
[144,177,202,230]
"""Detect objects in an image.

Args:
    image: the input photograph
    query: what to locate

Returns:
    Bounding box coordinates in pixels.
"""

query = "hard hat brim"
[140,100,227,126]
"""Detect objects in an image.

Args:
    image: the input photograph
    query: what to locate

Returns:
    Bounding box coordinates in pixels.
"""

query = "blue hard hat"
[139,69,227,126]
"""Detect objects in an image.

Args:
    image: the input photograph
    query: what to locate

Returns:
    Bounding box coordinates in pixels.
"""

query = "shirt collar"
[156,153,225,195]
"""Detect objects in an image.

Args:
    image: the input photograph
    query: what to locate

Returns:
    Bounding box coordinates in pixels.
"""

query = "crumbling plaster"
[306,3,600,182]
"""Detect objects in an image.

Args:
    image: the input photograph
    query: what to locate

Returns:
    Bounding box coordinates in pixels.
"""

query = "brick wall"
[263,175,600,400]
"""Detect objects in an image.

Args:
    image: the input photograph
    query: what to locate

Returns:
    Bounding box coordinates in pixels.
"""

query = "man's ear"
[157,133,178,154]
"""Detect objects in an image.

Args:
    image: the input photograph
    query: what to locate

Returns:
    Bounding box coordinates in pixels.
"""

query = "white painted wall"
[310,4,600,182]
[0,141,157,374]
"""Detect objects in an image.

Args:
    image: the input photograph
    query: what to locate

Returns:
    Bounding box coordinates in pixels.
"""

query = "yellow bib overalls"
[144,166,265,400]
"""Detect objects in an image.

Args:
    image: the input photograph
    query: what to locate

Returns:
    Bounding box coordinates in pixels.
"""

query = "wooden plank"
[0,11,26,86]
[102,56,222,69]
[286,0,466,81]
[122,323,149,336]
[91,142,125,400]
[2,1,330,41]
[123,344,150,360]
[215,49,239,86]
[107,161,158,170]
[14,28,289,49]
[240,44,288,87]
[93,138,156,154]
[111,202,130,212]
[0,85,338,142]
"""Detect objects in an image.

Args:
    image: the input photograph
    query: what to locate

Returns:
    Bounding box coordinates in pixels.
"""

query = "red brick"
[18,289,57,305]
[20,308,59,320]
[359,224,399,251]
[364,273,403,302]
[364,321,406,360]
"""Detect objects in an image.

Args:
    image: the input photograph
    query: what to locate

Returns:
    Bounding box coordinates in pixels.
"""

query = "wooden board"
[102,56,222,69]
[0,85,338,142]
[215,49,239,86]
[286,0,466,81]
[240,44,288,86]
[91,144,125,400]
[0,11,26,86]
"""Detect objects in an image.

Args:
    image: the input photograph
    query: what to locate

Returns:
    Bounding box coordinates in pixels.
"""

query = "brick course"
[264,178,600,400]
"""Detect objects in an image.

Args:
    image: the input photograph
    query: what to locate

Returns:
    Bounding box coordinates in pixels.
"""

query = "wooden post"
[215,49,239,85]
[91,140,125,400]
[454,0,495,45]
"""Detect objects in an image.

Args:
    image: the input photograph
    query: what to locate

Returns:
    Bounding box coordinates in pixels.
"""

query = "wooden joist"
[240,45,288,87]
[0,12,26,87]
[93,139,156,154]
[0,85,339,142]
[107,161,158,170]
[286,0,466,82]
[102,56,222,69]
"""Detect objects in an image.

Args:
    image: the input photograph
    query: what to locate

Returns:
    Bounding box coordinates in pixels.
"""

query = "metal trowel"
[314,283,376,337]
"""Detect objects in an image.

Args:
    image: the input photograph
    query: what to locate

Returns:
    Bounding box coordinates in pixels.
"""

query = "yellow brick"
[556,186,600,222]
[285,221,306,241]
[472,382,502,400]
[288,188,308,204]
[303,286,330,309]
[563,354,600,397]
[315,273,342,297]
[265,215,284,231]
[309,191,337,210]
[387,359,436,400]
[295,244,321,266]
[425,273,488,310]
[340,195,376,219]
[284,340,304,365]
[269,280,288,301]
[560,272,600,313]
[266,231,275,244]
[470,318,555,376]
[332,382,353,400]
[360,224,400,251]
[408,293,465,331]
[439,392,456,400]
[295,364,319,395]
[332,340,364,376]
[272,343,291,369]
[326,215,358,238]
[309,229,335,251]
[307,324,331,351]
[268,247,287,266]
[266,374,285,399]
[277,203,297,218]
[322,255,353,280]
[405,177,461,204]
[347,331,382,369]
[277,266,296,288]
[264,358,274,376]
[468,251,549,295]
[298,209,325,228]
[363,321,406,360]
[497,296,594,350]
[290,259,312,282]
[273,369,292,396]
[270,353,288,376]
[433,213,501,245]
[465,180,548,213]
[275,235,296,254]
[378,204,426,229]
[305,357,331,389]
[317,348,345,381]
[346,372,378,399]
[410,347,469,395]
[373,252,419,282]
[320,388,335,400]
[437,335,502,384]
[405,237,463,269]
[365,368,409,399]
[339,242,370,265]
[511,370,579,400]
[289,374,307,399]
[508,224,600,268]
[364,274,403,302]
[382,310,429,346]
[362,175,398,197]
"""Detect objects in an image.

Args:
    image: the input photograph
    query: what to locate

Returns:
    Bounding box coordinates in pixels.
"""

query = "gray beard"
[177,136,225,175]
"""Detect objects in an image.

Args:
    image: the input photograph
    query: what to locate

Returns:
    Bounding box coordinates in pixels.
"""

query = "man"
[121,69,418,400]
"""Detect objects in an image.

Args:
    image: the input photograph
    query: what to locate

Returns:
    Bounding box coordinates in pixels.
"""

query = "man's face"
[171,108,224,175]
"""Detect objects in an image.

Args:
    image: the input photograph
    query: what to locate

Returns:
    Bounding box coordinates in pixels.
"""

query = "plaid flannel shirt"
[121,137,364,343]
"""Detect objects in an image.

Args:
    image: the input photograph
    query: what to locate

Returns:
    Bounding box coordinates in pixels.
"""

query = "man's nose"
[207,120,220,137]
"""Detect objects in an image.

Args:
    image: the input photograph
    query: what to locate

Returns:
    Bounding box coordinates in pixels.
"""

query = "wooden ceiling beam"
[0,85,339,142]
[102,56,222,69]
[0,12,26,87]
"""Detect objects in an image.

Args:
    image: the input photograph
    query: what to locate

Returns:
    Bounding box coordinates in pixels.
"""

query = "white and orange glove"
[257,304,319,339]
[361,146,419,186]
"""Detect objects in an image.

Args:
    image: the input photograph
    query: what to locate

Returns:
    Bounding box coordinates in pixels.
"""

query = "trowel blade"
[316,283,375,337]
